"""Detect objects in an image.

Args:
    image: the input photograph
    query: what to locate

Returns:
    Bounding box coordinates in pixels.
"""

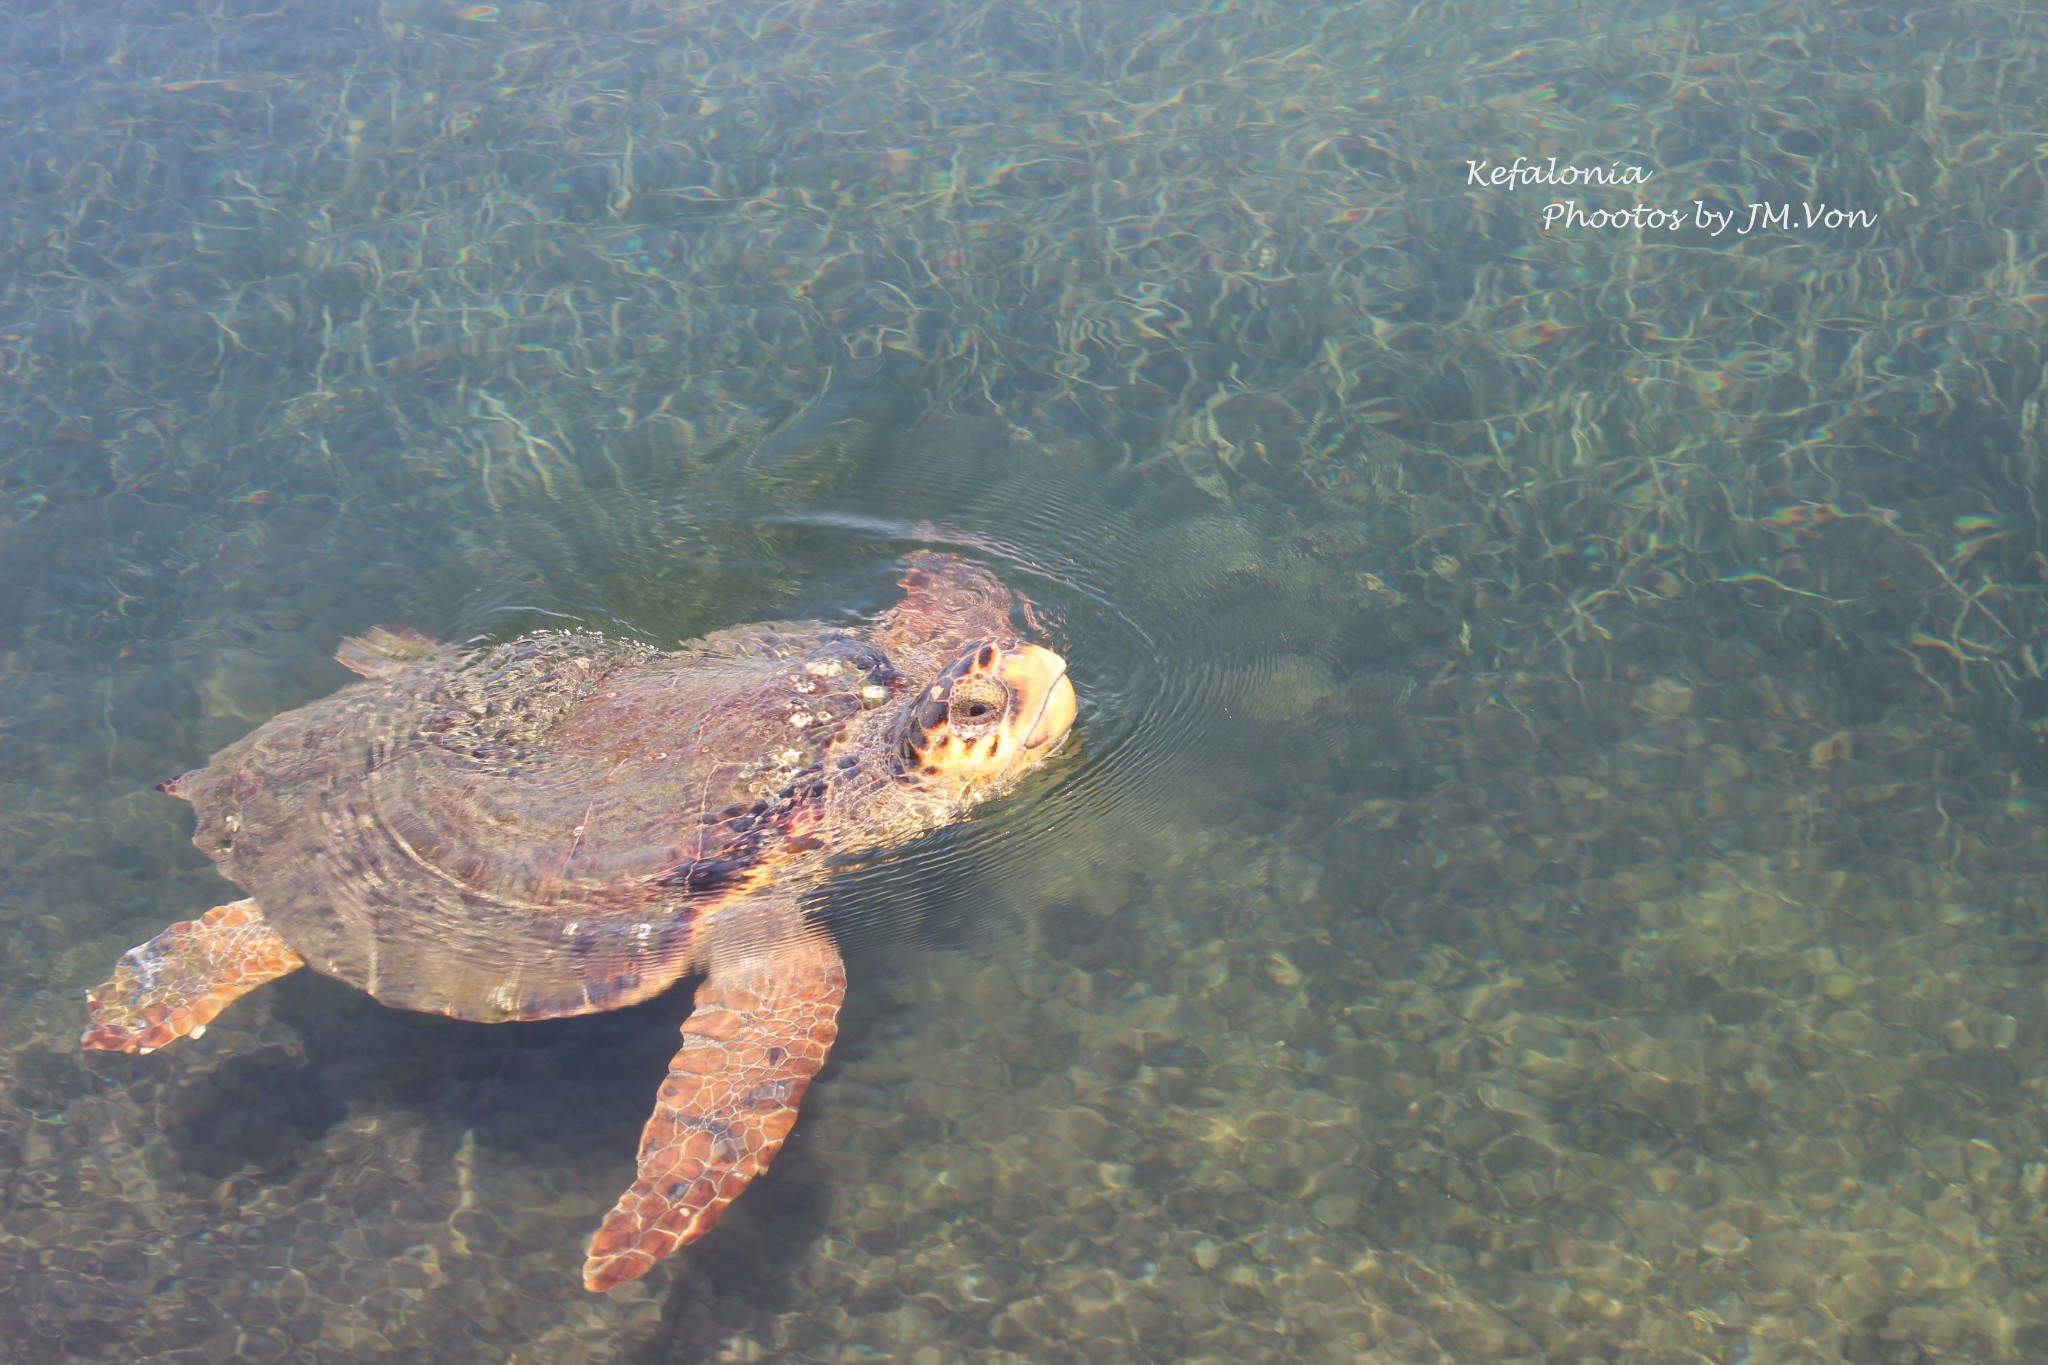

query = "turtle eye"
[946,676,1008,738]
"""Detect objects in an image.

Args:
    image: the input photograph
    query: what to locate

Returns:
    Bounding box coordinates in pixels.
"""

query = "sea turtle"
[80,553,1076,1293]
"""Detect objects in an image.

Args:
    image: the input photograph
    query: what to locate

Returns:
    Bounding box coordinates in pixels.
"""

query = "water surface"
[6,0,2048,1361]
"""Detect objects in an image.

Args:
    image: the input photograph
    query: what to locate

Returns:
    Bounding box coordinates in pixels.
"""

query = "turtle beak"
[999,644,1076,751]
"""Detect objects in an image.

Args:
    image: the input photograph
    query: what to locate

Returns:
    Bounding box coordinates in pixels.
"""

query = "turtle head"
[895,639,1075,793]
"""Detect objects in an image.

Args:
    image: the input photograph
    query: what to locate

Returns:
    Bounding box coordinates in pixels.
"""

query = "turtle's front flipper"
[583,920,845,1293]
[81,899,305,1054]
[334,623,443,679]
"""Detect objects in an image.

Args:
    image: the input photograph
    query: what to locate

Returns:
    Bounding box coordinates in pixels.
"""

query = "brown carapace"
[81,554,1076,1293]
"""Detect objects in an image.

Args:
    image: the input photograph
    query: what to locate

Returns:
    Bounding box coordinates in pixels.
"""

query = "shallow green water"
[8,0,2048,1361]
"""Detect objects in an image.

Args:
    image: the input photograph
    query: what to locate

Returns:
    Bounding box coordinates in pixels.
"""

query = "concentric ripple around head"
[419,417,1300,953]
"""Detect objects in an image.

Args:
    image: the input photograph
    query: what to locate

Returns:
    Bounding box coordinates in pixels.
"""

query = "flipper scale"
[81,900,304,1054]
[583,924,844,1293]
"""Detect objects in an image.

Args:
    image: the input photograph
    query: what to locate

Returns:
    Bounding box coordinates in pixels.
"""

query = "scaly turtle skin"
[80,554,1076,1293]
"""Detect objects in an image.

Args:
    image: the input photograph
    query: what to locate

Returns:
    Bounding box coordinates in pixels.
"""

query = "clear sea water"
[6,0,2048,1361]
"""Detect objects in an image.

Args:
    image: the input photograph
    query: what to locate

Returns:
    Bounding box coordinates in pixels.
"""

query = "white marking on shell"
[634,922,654,942]
[189,1023,207,1040]
[125,950,161,991]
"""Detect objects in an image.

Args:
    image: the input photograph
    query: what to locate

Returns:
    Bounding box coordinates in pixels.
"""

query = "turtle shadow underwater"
[141,962,874,1293]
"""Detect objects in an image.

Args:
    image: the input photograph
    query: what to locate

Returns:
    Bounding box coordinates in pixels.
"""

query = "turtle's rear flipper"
[81,899,305,1054]
[583,920,845,1293]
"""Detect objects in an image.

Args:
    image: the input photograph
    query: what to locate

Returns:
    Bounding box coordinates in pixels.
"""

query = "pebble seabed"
[10,627,2048,1365]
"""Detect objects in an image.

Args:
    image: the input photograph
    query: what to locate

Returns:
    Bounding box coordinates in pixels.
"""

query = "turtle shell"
[171,623,899,1021]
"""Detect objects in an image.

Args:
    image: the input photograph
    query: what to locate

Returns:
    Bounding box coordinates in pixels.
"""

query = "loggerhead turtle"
[80,553,1076,1293]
